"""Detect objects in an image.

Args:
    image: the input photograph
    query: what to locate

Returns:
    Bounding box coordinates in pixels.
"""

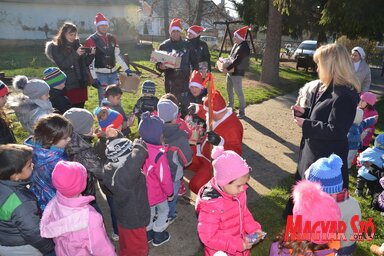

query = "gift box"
[118,73,140,93]
[150,50,182,69]
[216,57,234,73]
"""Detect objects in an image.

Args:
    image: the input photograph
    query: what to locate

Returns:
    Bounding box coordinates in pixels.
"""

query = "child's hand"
[106,127,118,138]
[242,238,253,250]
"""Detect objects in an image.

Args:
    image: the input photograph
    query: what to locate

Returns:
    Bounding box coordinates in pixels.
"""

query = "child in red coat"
[195,146,264,256]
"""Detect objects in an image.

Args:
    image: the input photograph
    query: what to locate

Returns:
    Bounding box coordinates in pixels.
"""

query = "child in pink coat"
[359,92,379,150]
[195,146,264,256]
[40,160,115,256]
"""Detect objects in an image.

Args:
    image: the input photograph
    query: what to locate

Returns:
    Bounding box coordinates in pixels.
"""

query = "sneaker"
[147,230,154,243]
[237,112,245,119]
[152,231,171,247]
[111,232,119,241]
[178,180,187,196]
[167,215,177,225]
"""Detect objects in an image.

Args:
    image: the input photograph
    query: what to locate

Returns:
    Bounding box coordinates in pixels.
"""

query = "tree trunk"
[163,0,169,38]
[260,0,283,85]
[193,0,204,25]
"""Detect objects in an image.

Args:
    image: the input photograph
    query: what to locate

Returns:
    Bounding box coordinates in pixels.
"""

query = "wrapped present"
[150,50,182,69]
[118,73,140,93]
[216,57,234,73]
[185,115,206,145]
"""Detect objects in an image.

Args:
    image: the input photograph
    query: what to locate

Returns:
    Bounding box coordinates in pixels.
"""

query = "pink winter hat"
[212,146,250,186]
[292,180,341,244]
[360,92,377,106]
[52,160,87,198]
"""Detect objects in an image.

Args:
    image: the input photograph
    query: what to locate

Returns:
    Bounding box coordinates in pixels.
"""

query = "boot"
[152,230,171,247]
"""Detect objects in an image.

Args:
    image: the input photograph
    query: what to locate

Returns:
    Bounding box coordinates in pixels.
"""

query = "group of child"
[0,64,383,256]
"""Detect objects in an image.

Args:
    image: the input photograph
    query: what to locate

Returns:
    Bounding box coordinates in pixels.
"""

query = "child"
[93,106,124,241]
[372,176,384,212]
[347,107,377,169]
[0,144,55,256]
[63,108,103,209]
[359,92,378,150]
[9,75,53,134]
[43,67,71,114]
[195,146,263,256]
[139,112,173,246]
[355,133,384,197]
[305,154,362,255]
[25,113,73,212]
[189,70,207,105]
[0,80,16,144]
[157,98,193,223]
[40,160,115,256]
[269,180,341,255]
[103,128,151,256]
[133,80,159,124]
[101,84,134,136]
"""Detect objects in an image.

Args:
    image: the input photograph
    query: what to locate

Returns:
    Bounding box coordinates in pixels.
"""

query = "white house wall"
[0,2,138,40]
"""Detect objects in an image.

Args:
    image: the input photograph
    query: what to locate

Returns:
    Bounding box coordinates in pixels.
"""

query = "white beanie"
[352,46,366,59]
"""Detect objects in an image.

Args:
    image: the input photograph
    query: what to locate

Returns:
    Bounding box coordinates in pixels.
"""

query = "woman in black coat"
[284,44,360,218]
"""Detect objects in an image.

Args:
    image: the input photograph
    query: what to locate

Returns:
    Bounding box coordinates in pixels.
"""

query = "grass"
[2,42,381,255]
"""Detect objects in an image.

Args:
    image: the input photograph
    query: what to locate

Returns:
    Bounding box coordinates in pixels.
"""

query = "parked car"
[200,36,220,50]
[292,40,317,60]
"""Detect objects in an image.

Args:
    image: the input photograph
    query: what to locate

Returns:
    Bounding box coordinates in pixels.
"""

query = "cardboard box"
[150,50,181,69]
[118,73,140,93]
[216,59,234,73]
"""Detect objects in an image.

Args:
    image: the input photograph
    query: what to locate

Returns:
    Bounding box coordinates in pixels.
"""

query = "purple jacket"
[142,143,173,206]
[40,192,115,256]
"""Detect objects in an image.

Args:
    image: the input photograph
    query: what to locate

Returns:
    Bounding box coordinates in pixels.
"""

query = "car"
[200,36,220,50]
[292,40,317,60]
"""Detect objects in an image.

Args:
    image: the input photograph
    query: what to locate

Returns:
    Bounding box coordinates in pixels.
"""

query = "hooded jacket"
[40,192,115,256]
[195,178,261,256]
[0,179,54,254]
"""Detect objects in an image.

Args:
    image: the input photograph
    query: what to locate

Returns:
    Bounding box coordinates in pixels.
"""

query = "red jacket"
[196,107,243,157]
[195,178,261,256]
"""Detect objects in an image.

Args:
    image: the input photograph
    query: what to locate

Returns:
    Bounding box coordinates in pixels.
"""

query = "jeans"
[106,194,119,235]
[168,180,180,218]
[96,72,119,104]
[226,74,245,114]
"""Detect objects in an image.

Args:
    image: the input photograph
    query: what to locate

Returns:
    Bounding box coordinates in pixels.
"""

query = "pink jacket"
[195,178,262,256]
[361,108,378,147]
[142,143,173,206]
[40,192,115,256]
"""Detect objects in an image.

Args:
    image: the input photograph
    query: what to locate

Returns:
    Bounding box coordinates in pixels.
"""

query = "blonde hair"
[313,44,361,93]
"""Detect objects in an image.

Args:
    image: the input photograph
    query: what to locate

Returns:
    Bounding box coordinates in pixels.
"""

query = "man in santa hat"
[186,25,211,77]
[224,26,250,119]
[187,90,243,194]
[156,18,198,117]
[84,12,133,103]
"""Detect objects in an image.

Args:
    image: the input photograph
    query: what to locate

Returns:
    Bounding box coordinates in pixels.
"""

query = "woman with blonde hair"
[284,44,360,218]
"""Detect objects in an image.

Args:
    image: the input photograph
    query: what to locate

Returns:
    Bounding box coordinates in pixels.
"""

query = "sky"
[212,0,239,18]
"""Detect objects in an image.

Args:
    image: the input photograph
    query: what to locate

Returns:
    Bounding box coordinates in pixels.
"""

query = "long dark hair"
[53,22,78,47]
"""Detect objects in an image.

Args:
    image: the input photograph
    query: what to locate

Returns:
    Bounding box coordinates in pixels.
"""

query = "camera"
[81,47,92,54]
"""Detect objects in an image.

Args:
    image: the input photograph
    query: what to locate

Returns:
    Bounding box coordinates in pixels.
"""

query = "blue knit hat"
[306,154,343,194]
[374,134,384,150]
[141,80,156,95]
[139,111,164,145]
[43,67,67,88]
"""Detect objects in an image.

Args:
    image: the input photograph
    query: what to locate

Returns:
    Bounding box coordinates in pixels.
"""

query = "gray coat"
[355,60,371,92]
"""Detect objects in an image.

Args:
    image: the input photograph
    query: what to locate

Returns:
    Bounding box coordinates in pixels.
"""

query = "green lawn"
[2,42,381,256]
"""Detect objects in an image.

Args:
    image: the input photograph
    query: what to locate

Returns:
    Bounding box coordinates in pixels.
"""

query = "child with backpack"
[25,113,73,212]
[9,75,53,134]
[0,80,16,144]
[139,111,173,246]
[0,144,55,256]
[103,128,150,256]
[40,160,115,256]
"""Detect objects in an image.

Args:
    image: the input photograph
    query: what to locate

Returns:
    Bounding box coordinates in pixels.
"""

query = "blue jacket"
[25,137,67,212]
[358,147,384,181]
[348,116,376,150]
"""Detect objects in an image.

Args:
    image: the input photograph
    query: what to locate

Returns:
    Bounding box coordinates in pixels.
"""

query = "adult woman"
[351,46,371,92]
[46,22,95,108]
[292,44,360,189]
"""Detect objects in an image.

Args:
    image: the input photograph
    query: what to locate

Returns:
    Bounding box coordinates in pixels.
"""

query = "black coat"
[227,40,250,76]
[297,82,359,189]
[0,116,16,145]
[49,88,71,114]
[187,37,211,72]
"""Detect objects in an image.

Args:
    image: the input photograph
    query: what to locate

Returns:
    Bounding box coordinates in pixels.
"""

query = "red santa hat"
[189,70,204,89]
[234,26,249,41]
[94,12,109,27]
[169,18,182,33]
[203,90,227,114]
[187,25,205,37]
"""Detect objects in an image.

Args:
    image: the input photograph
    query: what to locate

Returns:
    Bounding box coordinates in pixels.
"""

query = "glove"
[207,131,221,146]
[125,69,133,76]
[92,79,101,89]
[188,104,197,115]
